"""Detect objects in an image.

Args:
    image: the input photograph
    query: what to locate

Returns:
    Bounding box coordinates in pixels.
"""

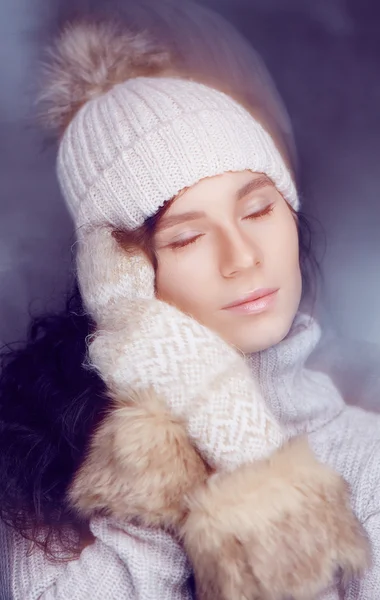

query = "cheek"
[155,253,210,319]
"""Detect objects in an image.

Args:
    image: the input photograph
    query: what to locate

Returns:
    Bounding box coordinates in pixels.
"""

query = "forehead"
[170,170,273,211]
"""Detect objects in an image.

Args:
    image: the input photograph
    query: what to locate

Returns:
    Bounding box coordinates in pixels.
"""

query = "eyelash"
[244,203,275,220]
[167,204,275,250]
[168,235,203,250]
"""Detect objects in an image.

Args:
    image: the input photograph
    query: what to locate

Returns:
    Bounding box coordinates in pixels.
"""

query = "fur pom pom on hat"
[39,22,172,133]
[41,21,299,230]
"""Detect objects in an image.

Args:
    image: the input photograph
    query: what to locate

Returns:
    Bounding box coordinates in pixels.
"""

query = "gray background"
[1,0,380,345]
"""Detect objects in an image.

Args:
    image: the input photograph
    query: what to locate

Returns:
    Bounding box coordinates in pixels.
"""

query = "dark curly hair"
[0,203,320,561]
[0,285,112,560]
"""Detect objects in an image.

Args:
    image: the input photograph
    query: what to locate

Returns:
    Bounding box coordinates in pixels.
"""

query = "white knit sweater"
[2,313,380,600]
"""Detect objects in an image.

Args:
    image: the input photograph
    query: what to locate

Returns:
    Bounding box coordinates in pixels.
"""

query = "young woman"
[0,20,378,600]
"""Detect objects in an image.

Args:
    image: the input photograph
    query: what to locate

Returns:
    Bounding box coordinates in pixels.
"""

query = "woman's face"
[154,170,302,353]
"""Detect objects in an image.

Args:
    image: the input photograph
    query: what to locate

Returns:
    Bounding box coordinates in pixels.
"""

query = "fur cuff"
[69,387,208,530]
[182,438,370,600]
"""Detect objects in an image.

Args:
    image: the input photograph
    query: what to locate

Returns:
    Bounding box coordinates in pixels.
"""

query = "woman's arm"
[7,517,192,600]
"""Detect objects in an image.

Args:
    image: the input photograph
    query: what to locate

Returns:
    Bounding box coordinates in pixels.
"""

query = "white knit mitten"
[74,225,370,600]
[78,225,284,472]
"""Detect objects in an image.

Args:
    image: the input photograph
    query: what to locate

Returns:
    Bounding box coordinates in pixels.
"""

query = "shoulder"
[311,329,380,413]
[310,406,380,521]
[341,407,380,520]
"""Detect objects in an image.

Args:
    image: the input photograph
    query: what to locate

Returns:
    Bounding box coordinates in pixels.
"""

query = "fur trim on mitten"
[69,387,208,530]
[182,438,370,600]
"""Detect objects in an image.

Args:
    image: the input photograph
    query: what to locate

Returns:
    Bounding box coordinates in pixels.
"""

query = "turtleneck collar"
[247,313,345,437]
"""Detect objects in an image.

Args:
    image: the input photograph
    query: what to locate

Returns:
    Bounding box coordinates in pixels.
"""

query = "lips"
[222,288,279,310]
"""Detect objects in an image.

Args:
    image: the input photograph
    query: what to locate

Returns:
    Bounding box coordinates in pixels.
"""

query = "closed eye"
[244,203,274,220]
[168,234,204,250]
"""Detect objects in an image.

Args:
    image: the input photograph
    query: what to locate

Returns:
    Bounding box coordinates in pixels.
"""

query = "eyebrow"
[236,174,274,201]
[156,210,206,232]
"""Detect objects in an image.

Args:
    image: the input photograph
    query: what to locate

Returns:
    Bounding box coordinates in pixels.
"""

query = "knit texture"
[78,226,284,471]
[4,518,192,600]
[57,76,298,230]
[3,315,380,599]
[114,0,296,165]
[249,313,380,600]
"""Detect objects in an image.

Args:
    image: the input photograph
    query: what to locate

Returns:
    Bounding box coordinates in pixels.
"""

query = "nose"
[219,227,261,278]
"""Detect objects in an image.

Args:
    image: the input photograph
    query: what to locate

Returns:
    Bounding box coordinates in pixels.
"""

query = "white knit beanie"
[46,24,298,230]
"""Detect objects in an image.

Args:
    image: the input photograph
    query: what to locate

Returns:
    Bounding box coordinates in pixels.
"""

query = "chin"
[230,311,296,354]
